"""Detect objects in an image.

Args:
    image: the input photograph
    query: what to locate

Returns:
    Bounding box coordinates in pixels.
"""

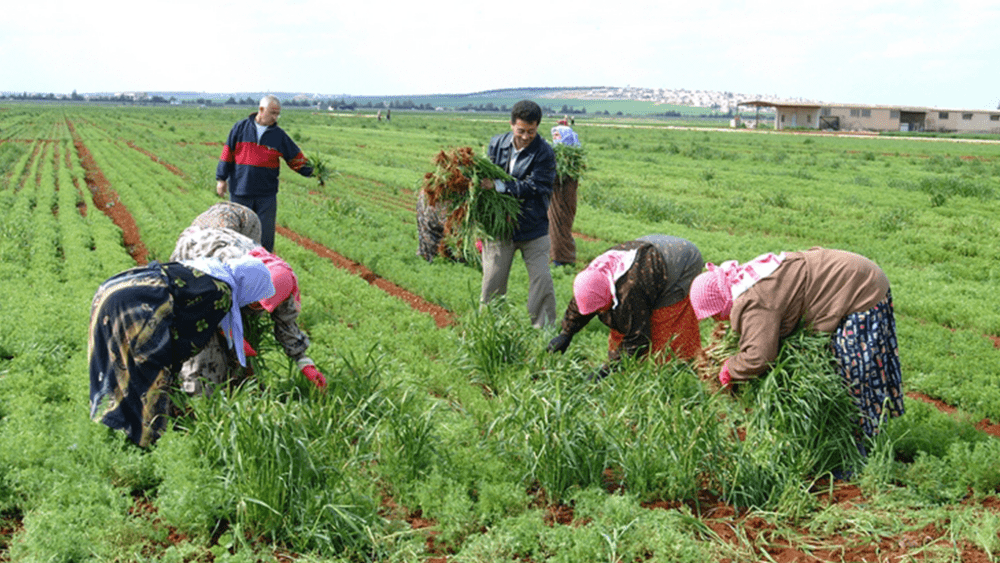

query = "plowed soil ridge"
[276,225,454,328]
[126,141,185,177]
[68,119,149,264]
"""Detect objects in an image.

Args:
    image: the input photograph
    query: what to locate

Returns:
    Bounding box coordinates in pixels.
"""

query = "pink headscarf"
[689,253,785,320]
[248,247,300,313]
[573,249,637,315]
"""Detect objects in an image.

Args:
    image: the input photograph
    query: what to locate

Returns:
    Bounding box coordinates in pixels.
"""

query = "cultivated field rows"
[2,104,1000,562]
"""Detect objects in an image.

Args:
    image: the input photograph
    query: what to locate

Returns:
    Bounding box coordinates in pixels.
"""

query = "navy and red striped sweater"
[216,114,313,197]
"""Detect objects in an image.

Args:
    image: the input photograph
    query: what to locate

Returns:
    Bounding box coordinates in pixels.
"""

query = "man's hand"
[216,180,228,197]
[480,178,495,191]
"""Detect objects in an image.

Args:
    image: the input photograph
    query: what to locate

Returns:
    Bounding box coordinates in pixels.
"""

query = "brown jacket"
[729,248,889,380]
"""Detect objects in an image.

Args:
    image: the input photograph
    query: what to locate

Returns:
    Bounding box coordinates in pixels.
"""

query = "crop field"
[1,103,1000,562]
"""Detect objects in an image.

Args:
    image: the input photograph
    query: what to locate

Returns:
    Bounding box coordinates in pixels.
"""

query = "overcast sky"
[4,0,997,110]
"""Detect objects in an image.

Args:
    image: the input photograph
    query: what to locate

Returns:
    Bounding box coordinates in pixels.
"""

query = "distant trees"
[0,91,173,105]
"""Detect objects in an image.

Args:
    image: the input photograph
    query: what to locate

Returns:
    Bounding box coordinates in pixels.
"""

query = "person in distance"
[548,120,582,267]
[215,95,316,252]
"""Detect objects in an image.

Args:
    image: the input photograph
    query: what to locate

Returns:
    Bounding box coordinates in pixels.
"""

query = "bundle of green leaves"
[421,147,520,261]
[553,143,587,183]
[736,330,865,480]
[305,152,330,186]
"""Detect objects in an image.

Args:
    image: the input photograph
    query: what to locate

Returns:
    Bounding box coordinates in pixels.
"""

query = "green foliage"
[171,364,388,556]
[553,143,587,182]
[599,360,728,504]
[883,398,988,461]
[305,151,332,186]
[453,489,711,563]
[717,331,865,515]
[487,372,611,502]
[458,298,536,395]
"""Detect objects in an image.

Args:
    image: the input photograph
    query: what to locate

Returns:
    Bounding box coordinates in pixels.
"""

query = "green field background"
[1,104,999,561]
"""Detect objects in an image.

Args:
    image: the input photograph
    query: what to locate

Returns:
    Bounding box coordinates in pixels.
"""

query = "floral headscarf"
[573,249,638,314]
[689,252,785,320]
[182,255,274,366]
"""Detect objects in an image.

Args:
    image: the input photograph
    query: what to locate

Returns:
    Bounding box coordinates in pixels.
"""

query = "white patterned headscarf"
[551,125,580,146]
[689,252,785,320]
[182,255,274,366]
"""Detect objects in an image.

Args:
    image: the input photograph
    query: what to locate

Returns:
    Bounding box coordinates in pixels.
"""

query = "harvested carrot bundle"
[421,147,520,261]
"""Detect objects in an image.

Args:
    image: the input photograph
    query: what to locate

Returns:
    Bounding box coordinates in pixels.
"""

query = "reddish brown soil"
[276,225,454,328]
[908,391,1000,438]
[67,119,148,264]
[126,140,186,177]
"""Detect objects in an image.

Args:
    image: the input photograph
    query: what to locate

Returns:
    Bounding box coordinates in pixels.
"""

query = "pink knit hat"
[249,247,300,313]
[689,264,732,320]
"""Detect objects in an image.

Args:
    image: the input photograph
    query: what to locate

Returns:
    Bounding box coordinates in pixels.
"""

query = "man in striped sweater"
[216,95,314,251]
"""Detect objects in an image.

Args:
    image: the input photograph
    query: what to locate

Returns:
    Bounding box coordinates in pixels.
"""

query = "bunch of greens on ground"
[420,147,520,261]
[553,143,587,183]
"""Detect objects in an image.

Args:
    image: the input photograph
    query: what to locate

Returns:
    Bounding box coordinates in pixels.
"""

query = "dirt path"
[907,391,1000,438]
[67,119,149,264]
[276,226,454,328]
[126,141,186,178]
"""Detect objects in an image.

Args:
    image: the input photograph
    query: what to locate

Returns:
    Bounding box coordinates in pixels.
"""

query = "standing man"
[479,100,557,327]
[216,95,314,252]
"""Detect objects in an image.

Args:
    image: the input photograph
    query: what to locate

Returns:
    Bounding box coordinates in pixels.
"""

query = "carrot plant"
[305,151,331,186]
[487,372,612,503]
[421,146,521,262]
[458,297,536,396]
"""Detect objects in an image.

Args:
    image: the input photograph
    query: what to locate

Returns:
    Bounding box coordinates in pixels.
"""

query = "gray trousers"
[480,235,557,328]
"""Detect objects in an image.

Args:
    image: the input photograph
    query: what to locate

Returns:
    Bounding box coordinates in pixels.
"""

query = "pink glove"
[243,339,258,358]
[718,360,732,387]
[302,365,327,389]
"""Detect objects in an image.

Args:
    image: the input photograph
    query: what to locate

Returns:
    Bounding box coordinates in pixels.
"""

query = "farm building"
[739,100,1000,134]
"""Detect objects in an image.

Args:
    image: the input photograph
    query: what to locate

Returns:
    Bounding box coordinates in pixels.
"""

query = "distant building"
[114,91,150,101]
[741,101,1000,134]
